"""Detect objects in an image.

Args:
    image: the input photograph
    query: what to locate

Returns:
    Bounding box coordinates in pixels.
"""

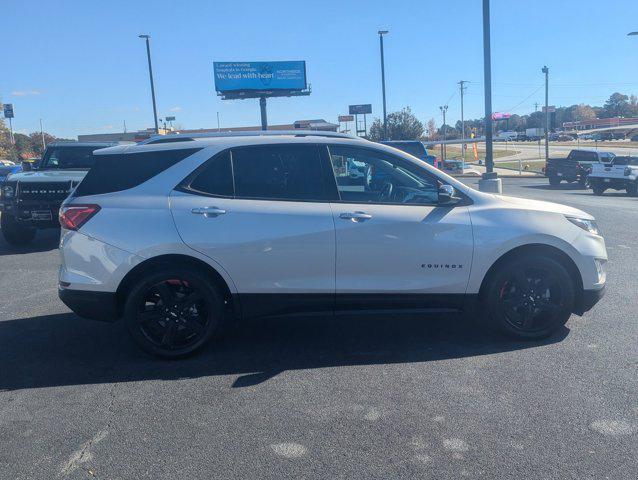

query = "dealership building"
[77,119,338,142]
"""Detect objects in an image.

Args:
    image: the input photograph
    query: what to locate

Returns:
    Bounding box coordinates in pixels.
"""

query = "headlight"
[566,216,600,236]
[1,184,15,198]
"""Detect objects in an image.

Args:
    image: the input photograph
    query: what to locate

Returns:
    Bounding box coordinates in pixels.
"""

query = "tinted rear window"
[40,146,103,169]
[74,148,202,197]
[231,144,326,201]
[568,151,597,162]
[384,142,426,157]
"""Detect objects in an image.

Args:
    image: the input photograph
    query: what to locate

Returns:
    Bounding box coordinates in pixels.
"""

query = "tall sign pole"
[259,97,268,131]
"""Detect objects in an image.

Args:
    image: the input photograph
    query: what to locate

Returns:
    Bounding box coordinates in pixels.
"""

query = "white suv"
[58,132,607,357]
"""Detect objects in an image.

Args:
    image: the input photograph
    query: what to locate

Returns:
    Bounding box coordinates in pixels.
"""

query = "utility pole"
[217,111,221,132]
[123,120,127,133]
[139,34,159,134]
[534,102,539,112]
[378,30,389,140]
[439,105,448,159]
[458,80,468,162]
[39,119,46,150]
[542,65,549,161]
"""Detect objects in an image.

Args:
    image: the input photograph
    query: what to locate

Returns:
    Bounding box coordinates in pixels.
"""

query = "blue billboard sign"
[214,61,307,92]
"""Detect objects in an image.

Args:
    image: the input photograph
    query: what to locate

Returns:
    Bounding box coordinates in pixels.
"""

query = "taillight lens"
[59,204,100,230]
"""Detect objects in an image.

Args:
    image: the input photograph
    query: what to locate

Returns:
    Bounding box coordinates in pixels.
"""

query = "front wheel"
[124,267,224,358]
[0,214,37,245]
[548,176,561,187]
[483,255,575,339]
[626,181,638,197]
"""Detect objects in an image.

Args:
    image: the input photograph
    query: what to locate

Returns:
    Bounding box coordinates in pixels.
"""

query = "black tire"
[0,213,36,245]
[483,255,575,339]
[123,267,224,358]
[626,181,638,197]
[592,183,606,196]
[548,176,561,187]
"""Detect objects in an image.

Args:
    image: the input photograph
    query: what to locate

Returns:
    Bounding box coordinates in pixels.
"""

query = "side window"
[188,150,234,196]
[328,145,439,205]
[231,145,326,201]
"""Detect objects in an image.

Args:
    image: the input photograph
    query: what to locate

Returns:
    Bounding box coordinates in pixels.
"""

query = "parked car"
[0,142,115,245]
[381,140,438,167]
[57,131,606,357]
[0,164,22,183]
[545,149,615,187]
[588,156,638,196]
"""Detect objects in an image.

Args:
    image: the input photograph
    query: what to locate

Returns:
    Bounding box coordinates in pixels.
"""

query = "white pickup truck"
[588,156,638,196]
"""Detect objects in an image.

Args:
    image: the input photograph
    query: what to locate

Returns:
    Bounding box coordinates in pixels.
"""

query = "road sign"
[3,104,14,119]
[349,104,372,115]
[165,116,176,122]
[542,106,556,113]
[338,115,354,122]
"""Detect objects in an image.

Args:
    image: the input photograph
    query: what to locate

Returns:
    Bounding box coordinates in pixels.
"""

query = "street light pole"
[478,0,502,193]
[439,105,448,159]
[458,80,468,162]
[378,30,389,140]
[139,34,159,134]
[542,65,549,161]
[482,0,494,175]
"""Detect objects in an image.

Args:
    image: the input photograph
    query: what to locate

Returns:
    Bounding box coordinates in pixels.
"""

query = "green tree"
[368,107,424,141]
[601,92,630,118]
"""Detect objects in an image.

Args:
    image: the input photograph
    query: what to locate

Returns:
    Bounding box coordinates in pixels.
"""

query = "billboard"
[492,112,511,120]
[214,61,307,92]
[349,104,372,115]
[338,115,354,122]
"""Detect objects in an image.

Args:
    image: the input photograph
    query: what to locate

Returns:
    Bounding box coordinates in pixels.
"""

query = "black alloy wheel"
[485,256,574,339]
[124,268,223,358]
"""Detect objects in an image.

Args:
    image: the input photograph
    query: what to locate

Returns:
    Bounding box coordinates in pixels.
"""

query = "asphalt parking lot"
[0,177,636,479]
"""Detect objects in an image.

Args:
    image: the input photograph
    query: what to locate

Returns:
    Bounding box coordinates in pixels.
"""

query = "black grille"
[17,181,76,200]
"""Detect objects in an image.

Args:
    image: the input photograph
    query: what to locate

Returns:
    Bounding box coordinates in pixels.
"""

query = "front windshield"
[39,146,98,169]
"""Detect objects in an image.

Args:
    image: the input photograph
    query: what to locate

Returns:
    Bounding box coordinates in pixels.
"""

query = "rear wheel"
[483,255,575,339]
[549,176,561,187]
[124,267,224,358]
[0,214,36,245]
[592,182,606,196]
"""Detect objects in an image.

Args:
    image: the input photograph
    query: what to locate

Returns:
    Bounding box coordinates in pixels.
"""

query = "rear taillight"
[59,204,100,230]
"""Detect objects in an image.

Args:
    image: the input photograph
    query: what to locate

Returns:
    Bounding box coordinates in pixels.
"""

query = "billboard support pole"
[259,97,268,131]
[363,114,367,137]
[8,117,14,144]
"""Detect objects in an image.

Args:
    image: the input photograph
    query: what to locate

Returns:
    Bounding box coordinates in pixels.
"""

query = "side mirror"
[438,184,459,205]
[22,162,33,171]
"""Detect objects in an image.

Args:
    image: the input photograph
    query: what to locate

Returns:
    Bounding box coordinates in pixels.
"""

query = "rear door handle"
[339,211,372,222]
[191,206,227,218]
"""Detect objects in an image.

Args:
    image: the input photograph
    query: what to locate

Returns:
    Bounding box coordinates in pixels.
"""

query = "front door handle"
[191,206,227,218]
[339,211,372,222]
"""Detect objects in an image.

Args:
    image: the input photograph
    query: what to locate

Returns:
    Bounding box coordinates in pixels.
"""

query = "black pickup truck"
[545,149,615,187]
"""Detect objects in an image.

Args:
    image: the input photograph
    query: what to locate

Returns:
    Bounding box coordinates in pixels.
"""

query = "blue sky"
[3,0,638,138]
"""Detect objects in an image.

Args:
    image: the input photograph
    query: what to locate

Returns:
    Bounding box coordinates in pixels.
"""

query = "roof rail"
[138,130,360,145]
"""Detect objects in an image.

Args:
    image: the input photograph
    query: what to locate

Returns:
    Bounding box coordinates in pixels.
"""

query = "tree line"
[368,92,638,141]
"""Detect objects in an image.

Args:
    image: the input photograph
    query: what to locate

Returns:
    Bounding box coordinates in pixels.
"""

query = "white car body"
[57,133,607,353]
